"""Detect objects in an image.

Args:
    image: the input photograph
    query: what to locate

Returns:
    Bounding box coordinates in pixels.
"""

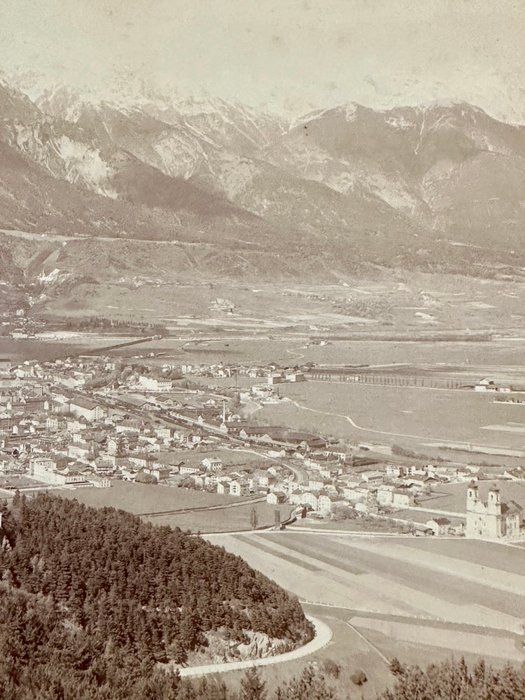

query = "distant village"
[0,353,523,541]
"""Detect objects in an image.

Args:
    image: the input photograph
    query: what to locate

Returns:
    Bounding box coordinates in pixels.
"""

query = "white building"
[67,443,91,462]
[267,373,285,385]
[284,371,306,382]
[267,491,286,505]
[229,479,250,497]
[426,517,451,536]
[202,457,223,472]
[377,485,395,506]
[30,457,86,486]
[91,476,112,488]
[138,376,173,393]
[360,470,383,485]
[466,483,522,540]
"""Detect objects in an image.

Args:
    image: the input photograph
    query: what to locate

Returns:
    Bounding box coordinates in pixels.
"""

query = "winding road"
[177,615,332,678]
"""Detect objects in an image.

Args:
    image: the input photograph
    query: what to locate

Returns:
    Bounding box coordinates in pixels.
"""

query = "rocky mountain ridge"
[1,77,525,313]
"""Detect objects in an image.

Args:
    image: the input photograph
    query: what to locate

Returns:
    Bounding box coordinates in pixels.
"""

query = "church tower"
[466,482,484,538]
[487,486,501,513]
[467,482,479,505]
[486,486,503,538]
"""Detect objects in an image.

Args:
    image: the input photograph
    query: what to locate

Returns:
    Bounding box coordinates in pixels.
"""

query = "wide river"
[0,338,88,362]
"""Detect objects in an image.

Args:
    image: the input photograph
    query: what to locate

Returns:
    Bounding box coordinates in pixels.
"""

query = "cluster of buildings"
[0,356,228,489]
[266,460,478,523]
[0,354,333,496]
[474,378,512,393]
[1,353,524,542]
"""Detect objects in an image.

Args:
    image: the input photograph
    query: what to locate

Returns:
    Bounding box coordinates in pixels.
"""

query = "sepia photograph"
[0,1,524,697]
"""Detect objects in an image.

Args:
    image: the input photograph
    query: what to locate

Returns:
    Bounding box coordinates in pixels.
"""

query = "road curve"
[177,615,332,678]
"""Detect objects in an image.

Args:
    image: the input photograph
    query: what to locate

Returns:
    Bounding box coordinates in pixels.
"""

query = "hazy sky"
[1,0,524,118]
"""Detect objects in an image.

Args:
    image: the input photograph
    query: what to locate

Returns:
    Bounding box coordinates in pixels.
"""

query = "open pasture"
[113,335,525,371]
[290,517,409,533]
[398,537,525,575]
[290,338,525,369]
[255,380,525,451]
[54,481,293,533]
[54,480,236,514]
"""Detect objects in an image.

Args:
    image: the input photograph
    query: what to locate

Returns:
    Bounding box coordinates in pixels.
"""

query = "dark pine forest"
[0,493,311,698]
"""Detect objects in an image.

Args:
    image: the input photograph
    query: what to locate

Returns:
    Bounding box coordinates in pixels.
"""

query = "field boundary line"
[344,620,390,665]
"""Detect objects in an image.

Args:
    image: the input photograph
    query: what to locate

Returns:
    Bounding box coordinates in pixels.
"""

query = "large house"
[267,491,286,505]
[377,485,414,509]
[137,376,173,393]
[202,457,223,472]
[29,457,87,486]
[466,483,522,540]
[229,479,250,497]
[69,397,105,422]
[474,378,510,393]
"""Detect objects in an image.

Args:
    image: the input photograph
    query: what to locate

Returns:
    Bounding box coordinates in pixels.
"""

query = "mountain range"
[1,77,525,309]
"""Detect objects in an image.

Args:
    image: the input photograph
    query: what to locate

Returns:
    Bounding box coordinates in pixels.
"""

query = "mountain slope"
[2,76,525,289]
[263,102,525,248]
[0,81,265,232]
[0,138,261,245]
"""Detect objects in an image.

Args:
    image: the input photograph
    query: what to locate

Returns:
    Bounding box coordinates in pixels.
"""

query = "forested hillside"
[0,493,311,698]
[1,495,524,699]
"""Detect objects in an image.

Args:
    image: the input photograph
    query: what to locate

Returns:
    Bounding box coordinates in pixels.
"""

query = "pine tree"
[240,667,266,700]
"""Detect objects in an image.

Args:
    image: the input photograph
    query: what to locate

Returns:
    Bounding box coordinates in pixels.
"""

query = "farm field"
[7,322,525,372]
[398,537,525,575]
[118,337,312,366]
[146,502,293,533]
[205,531,525,686]
[54,481,288,532]
[54,480,238,514]
[207,532,525,639]
[207,599,519,700]
[283,339,525,370]
[289,517,409,533]
[254,380,525,451]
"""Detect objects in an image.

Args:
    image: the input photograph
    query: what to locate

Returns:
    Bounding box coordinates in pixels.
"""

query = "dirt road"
[177,615,332,678]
